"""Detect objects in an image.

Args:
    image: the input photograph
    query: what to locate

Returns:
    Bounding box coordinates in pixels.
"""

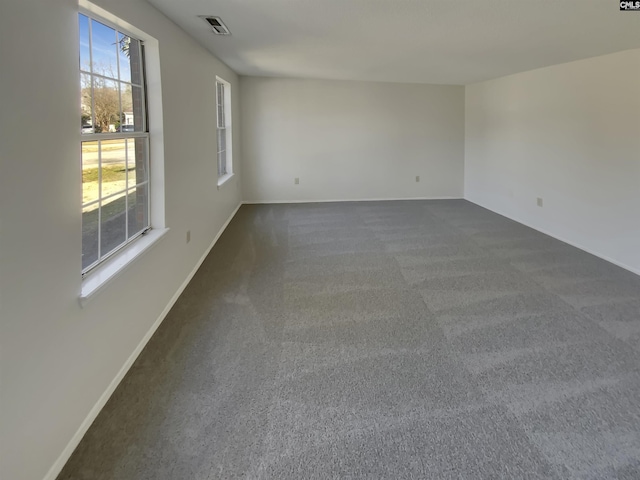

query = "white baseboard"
[243,196,463,205]
[465,198,640,277]
[43,202,243,480]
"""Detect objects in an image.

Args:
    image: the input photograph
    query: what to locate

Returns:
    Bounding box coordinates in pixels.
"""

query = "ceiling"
[146,0,640,85]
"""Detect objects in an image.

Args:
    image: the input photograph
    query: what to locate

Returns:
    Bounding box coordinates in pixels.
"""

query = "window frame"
[78,0,167,304]
[215,76,233,187]
[79,11,151,275]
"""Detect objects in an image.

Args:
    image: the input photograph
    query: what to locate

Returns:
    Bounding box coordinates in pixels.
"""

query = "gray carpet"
[58,200,640,479]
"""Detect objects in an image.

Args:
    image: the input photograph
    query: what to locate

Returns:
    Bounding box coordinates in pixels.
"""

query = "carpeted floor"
[58,200,640,479]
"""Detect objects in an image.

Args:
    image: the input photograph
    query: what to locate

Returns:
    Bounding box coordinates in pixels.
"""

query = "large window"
[216,77,232,183]
[79,12,150,273]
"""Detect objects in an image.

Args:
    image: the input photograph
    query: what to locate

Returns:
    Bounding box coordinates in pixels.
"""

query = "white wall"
[241,77,465,202]
[0,1,242,479]
[465,49,640,274]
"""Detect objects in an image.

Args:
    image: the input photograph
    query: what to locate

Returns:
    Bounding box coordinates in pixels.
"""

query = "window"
[216,77,233,184]
[79,12,150,274]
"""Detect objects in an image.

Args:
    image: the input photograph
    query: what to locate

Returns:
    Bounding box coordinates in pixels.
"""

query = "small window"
[79,12,150,273]
[216,77,232,183]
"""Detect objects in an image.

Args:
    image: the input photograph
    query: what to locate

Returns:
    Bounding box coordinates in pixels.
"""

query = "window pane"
[100,139,127,199]
[216,83,224,127]
[82,141,100,204]
[218,152,225,176]
[119,83,142,132]
[217,106,223,128]
[131,85,145,132]
[93,77,120,133]
[79,14,91,71]
[100,195,127,256]
[132,137,149,184]
[126,37,143,85]
[217,128,226,153]
[91,19,119,79]
[127,184,149,239]
[217,128,226,176]
[117,32,133,83]
[217,128,226,175]
[217,98,224,126]
[120,82,132,132]
[82,204,99,270]
[81,73,93,133]
[126,139,137,187]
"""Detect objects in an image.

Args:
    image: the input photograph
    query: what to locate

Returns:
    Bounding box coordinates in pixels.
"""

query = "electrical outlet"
[537,197,543,207]
[294,177,300,185]
[186,230,191,243]
[415,175,420,183]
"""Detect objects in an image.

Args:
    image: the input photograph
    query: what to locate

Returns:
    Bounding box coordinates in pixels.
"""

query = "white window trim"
[216,76,233,187]
[80,228,169,306]
[217,172,234,189]
[79,0,167,303]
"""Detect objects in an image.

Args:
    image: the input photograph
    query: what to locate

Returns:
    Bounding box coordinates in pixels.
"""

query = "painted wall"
[0,1,242,479]
[465,49,640,274]
[241,77,465,202]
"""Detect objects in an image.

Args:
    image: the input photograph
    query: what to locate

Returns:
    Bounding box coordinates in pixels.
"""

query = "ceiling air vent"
[201,16,231,35]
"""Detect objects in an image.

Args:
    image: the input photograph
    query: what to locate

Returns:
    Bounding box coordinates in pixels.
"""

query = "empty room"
[2,0,640,479]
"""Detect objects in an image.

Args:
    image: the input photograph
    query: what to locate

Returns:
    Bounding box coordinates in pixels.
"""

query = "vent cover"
[201,16,231,35]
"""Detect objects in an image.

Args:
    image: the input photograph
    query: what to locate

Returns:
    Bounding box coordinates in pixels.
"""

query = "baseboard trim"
[243,196,463,205]
[43,202,243,480]
[464,198,640,277]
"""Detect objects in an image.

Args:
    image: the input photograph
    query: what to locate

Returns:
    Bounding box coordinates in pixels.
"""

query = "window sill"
[80,228,169,307]
[217,172,234,189]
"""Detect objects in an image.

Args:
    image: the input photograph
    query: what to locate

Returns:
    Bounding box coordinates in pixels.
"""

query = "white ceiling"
[146,0,640,85]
